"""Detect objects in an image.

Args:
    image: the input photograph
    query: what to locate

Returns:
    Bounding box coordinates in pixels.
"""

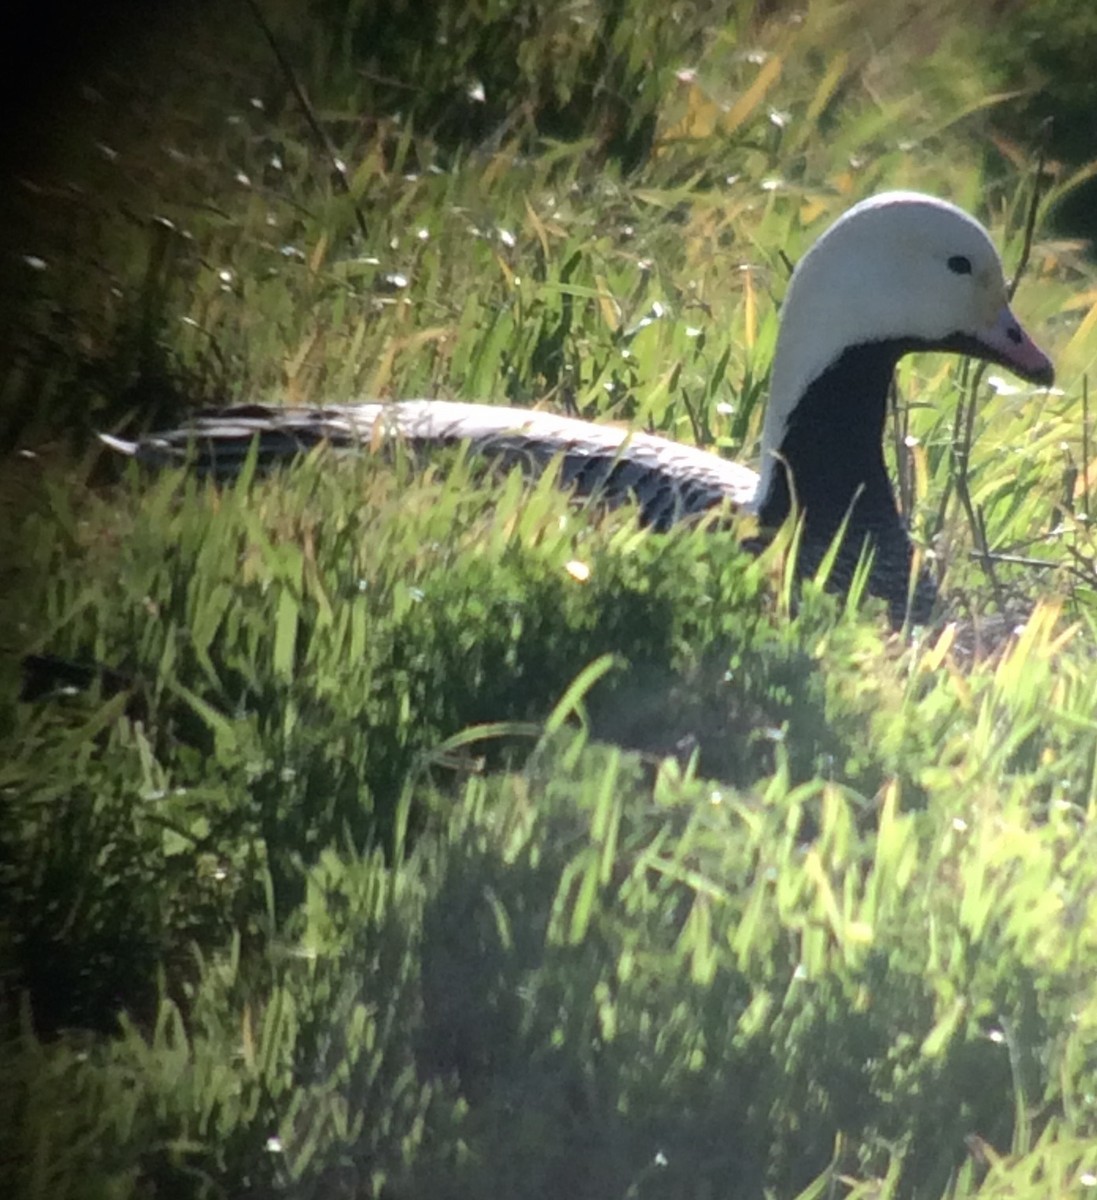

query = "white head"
[755,191,1053,504]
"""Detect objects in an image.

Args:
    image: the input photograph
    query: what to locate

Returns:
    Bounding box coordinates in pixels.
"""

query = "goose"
[102,191,1054,625]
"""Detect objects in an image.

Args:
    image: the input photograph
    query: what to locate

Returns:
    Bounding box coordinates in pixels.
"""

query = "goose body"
[103,192,1054,624]
[102,399,760,529]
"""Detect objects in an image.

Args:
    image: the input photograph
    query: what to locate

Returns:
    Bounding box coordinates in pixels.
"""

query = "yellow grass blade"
[721,55,783,137]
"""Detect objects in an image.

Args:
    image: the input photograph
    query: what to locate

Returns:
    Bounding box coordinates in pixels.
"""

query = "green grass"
[5,1,1097,1197]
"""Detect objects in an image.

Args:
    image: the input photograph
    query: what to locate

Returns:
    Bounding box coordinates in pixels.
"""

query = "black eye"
[947,255,972,275]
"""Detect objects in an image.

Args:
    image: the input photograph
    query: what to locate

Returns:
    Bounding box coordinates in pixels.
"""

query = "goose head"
[756,191,1054,510]
[751,191,1053,623]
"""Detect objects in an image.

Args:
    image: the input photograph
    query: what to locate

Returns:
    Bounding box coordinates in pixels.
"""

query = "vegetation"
[4,1,1097,1196]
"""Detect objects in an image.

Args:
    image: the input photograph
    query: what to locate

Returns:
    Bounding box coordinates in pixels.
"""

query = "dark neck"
[757,340,934,625]
[758,341,900,531]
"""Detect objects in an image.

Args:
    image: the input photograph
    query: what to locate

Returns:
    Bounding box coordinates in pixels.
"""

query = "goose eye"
[947,255,973,275]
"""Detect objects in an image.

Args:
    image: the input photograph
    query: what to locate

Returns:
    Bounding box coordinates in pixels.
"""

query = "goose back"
[104,399,759,531]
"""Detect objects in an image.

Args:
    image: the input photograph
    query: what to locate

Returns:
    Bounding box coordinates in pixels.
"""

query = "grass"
[5,0,1097,1196]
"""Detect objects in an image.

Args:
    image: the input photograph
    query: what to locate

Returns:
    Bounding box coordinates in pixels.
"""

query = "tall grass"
[4,1,1097,1197]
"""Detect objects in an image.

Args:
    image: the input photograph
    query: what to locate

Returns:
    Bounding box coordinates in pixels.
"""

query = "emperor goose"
[102,191,1054,625]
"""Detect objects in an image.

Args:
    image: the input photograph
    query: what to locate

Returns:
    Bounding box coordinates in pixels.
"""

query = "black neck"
[758,341,901,531]
[757,340,934,624]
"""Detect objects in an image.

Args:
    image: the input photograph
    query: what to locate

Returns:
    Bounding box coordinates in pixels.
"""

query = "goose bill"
[975,303,1055,386]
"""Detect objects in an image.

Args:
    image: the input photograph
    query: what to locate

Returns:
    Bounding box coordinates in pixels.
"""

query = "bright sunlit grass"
[4,2,1097,1197]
